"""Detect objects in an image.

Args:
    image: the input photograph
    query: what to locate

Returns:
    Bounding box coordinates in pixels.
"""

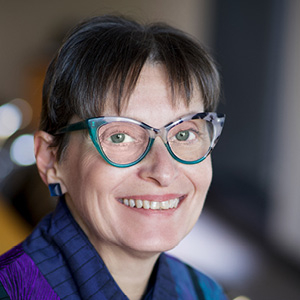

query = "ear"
[34,131,67,193]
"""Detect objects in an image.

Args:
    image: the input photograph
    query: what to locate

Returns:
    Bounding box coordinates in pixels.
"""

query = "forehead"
[103,64,203,127]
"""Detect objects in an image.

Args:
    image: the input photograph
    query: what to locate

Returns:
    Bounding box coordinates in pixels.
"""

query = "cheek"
[191,157,213,194]
[61,156,118,237]
[61,148,129,211]
[59,146,102,208]
[185,159,212,223]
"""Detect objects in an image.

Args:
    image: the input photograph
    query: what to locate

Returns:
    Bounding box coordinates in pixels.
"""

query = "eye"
[109,133,135,144]
[174,130,197,141]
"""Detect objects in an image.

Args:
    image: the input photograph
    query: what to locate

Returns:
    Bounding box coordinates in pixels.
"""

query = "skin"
[35,63,213,300]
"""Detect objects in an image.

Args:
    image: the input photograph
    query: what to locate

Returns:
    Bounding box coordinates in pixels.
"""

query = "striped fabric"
[0,198,228,299]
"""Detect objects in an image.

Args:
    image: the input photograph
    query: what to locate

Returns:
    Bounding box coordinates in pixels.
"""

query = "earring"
[48,183,63,197]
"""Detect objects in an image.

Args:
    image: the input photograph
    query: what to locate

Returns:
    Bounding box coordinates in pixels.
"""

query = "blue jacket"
[0,199,228,299]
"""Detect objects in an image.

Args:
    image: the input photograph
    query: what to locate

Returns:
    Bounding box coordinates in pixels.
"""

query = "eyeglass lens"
[97,119,214,165]
[168,119,213,161]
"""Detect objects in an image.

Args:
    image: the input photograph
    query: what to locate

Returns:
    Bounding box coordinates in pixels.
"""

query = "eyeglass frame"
[54,112,225,168]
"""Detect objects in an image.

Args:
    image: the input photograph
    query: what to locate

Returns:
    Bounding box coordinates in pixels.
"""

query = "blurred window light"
[168,211,263,286]
[10,134,35,166]
[0,103,22,138]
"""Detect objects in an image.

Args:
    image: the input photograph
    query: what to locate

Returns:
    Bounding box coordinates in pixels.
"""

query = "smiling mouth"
[119,196,184,210]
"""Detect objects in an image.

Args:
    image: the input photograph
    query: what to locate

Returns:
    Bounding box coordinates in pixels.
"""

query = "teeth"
[136,200,143,208]
[174,198,179,208]
[143,200,150,209]
[150,201,160,210]
[169,199,175,208]
[121,198,181,210]
[160,201,170,210]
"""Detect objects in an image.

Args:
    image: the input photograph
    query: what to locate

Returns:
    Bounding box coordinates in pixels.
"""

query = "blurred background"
[0,0,300,299]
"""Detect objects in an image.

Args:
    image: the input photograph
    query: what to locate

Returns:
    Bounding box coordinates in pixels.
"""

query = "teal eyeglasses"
[55,112,225,168]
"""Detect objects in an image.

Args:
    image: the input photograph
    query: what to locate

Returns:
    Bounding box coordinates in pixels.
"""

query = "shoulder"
[0,245,59,299]
[163,253,228,300]
[0,245,26,299]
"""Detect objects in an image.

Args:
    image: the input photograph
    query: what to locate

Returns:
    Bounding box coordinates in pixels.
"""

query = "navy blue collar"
[23,198,177,300]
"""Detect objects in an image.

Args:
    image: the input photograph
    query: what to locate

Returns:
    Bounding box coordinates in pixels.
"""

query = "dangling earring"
[48,183,63,197]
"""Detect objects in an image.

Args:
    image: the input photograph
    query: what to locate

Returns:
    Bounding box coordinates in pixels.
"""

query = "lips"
[119,195,185,210]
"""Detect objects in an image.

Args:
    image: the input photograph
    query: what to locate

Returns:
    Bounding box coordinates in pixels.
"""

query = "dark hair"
[40,15,221,160]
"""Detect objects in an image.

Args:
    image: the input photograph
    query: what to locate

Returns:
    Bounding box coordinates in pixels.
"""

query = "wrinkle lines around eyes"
[80,143,101,167]
[61,131,99,169]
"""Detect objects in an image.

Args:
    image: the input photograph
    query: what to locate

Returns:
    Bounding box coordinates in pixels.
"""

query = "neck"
[96,243,160,300]
[65,198,160,299]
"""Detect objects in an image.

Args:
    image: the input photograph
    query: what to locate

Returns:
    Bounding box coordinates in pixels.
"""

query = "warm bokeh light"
[11,98,33,129]
[233,296,251,300]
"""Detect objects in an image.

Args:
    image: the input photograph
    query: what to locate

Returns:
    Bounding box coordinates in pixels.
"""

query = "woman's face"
[57,64,212,257]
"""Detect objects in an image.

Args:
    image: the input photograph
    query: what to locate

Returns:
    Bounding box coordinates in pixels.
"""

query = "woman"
[0,15,227,299]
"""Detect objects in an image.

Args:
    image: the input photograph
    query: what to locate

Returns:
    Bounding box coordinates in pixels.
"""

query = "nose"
[137,138,179,187]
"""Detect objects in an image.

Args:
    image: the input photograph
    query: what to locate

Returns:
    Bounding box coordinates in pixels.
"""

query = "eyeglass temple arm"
[212,114,225,145]
[54,121,88,135]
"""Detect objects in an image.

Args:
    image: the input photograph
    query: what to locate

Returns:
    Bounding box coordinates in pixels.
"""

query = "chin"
[126,230,186,256]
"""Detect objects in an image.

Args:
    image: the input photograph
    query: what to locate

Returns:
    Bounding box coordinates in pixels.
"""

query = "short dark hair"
[40,15,221,160]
